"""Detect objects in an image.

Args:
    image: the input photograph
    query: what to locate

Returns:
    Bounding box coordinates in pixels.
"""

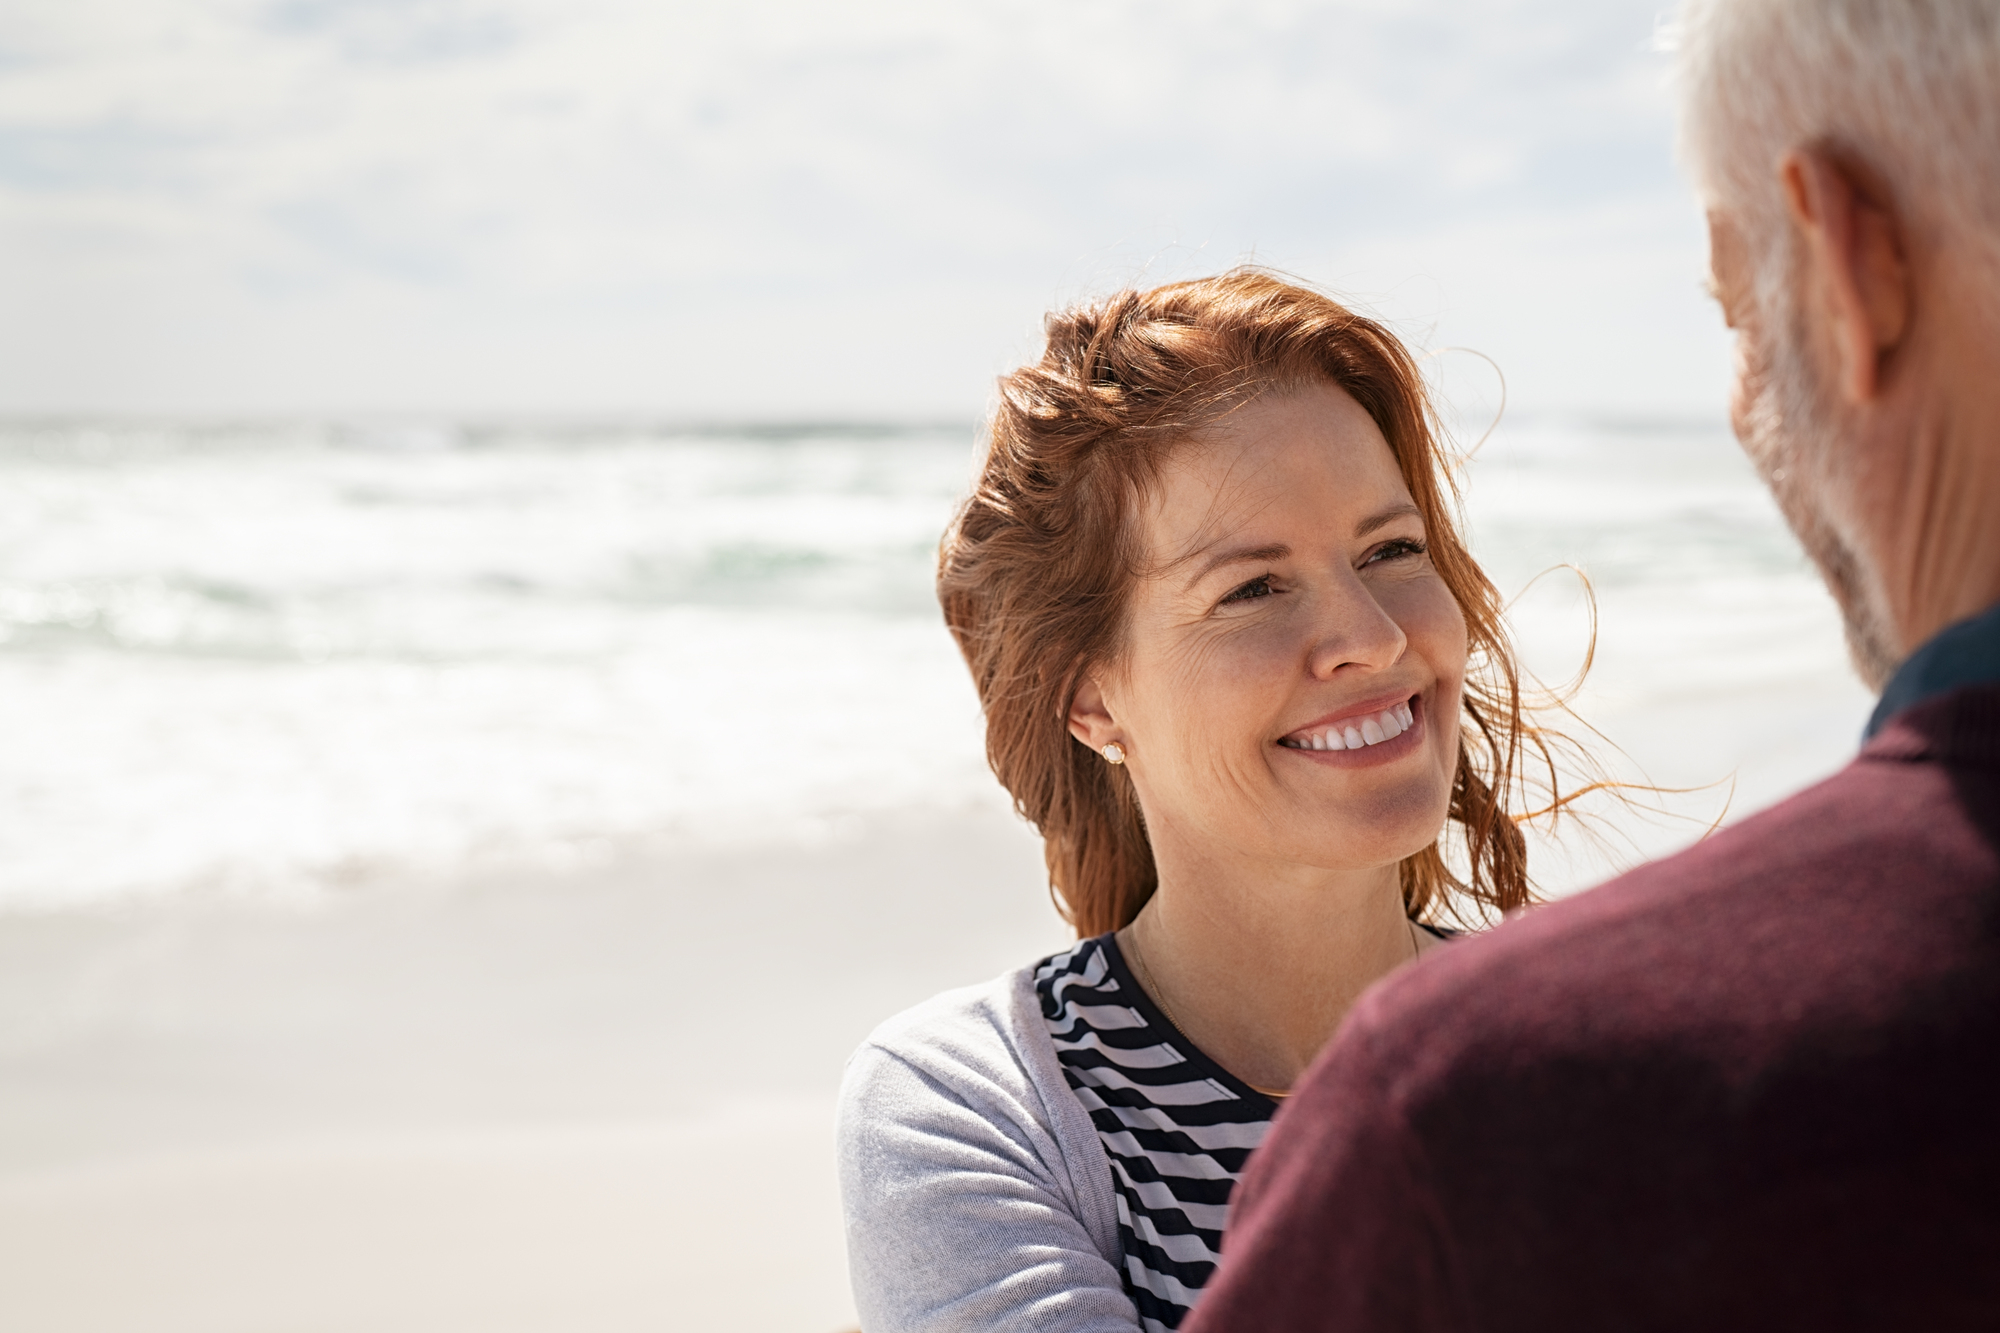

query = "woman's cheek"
[1405,575,1469,674]
[1371,573,1462,676]
[1172,615,1288,695]
[1392,577,1468,770]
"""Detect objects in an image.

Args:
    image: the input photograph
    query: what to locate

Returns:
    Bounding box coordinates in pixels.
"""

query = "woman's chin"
[1274,779,1454,870]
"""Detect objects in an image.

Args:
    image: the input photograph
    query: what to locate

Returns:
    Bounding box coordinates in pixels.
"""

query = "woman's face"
[1071,381,1468,881]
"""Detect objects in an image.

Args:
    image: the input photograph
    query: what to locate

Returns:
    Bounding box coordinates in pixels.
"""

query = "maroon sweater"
[1186,685,2000,1333]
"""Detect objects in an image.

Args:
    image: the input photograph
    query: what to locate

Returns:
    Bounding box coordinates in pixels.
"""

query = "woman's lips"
[1279,696,1419,753]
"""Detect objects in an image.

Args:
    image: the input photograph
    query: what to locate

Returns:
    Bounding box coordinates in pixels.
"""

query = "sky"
[0,0,1725,421]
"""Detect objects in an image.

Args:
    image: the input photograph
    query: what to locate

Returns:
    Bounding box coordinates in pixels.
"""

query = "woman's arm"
[838,1039,1141,1333]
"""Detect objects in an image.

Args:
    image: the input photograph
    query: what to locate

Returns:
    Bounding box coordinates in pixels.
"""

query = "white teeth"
[1288,701,1418,752]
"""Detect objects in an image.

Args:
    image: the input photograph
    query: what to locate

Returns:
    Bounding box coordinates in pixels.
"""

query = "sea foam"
[0,418,1869,908]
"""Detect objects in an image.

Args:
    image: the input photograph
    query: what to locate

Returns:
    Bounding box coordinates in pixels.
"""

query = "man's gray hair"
[1674,0,2000,282]
[1673,0,2000,690]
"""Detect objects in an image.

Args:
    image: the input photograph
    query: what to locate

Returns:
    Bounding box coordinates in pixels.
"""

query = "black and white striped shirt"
[1035,934,1276,1332]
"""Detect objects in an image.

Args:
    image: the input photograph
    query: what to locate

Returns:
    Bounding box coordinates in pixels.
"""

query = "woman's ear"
[1067,673,1120,752]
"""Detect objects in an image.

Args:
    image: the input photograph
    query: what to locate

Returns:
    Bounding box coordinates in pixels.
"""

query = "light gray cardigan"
[836,963,1144,1333]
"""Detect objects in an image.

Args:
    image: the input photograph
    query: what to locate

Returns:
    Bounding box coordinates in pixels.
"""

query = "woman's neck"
[1114,853,1435,1094]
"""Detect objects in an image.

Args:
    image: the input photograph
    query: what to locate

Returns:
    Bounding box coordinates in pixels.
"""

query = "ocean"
[0,420,997,909]
[0,415,1874,911]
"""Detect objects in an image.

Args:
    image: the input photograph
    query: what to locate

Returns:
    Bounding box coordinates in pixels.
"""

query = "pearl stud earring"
[1101,742,1125,765]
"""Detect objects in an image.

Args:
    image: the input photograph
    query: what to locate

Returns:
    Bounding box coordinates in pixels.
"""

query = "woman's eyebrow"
[1356,504,1421,537]
[1176,506,1420,587]
[1181,542,1290,588]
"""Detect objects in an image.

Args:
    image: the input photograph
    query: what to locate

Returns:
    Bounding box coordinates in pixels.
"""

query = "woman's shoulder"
[840,941,1125,1156]
[838,943,1134,1331]
[848,942,1083,1096]
[838,940,1118,1210]
[858,966,1033,1061]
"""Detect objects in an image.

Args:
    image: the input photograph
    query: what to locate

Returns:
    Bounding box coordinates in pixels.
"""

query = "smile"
[1279,698,1416,752]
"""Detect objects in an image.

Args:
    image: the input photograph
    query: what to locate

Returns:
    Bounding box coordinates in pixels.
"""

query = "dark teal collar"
[1865,600,2000,738]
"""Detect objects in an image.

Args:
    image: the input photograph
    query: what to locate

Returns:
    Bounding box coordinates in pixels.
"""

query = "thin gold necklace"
[1125,919,1424,1101]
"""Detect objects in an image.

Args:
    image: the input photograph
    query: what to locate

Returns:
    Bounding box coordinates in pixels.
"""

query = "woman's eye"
[1220,575,1275,604]
[1365,538,1427,565]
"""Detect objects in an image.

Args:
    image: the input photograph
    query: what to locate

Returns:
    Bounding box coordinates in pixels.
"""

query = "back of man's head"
[1674,0,2000,687]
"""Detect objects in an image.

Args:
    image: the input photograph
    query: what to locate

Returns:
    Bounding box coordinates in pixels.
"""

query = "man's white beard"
[1734,282,1903,691]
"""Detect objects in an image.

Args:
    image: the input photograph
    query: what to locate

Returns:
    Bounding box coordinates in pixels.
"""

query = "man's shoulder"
[1204,690,2000,1333]
[1241,694,2000,1328]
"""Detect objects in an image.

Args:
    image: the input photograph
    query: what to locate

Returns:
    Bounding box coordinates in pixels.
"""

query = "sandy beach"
[0,805,1069,1333]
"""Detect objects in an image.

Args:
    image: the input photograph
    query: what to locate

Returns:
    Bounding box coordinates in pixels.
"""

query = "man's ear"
[1067,673,1120,754]
[1779,146,1911,403]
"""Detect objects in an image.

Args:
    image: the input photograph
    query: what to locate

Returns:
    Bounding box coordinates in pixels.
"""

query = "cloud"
[0,0,1725,417]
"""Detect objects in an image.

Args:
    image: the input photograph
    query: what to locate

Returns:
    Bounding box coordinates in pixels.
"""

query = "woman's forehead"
[1137,390,1411,559]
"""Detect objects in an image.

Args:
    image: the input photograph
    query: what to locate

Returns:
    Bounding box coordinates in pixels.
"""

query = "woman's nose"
[1306,581,1408,679]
